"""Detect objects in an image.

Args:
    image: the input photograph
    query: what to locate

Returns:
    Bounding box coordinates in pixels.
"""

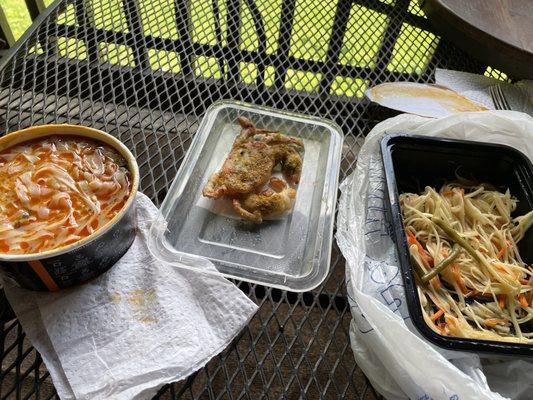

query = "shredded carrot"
[496,245,509,260]
[484,318,506,328]
[430,275,441,291]
[498,294,506,309]
[518,294,529,308]
[442,191,454,197]
[406,229,421,248]
[431,308,445,322]
[406,230,434,267]
[451,264,468,294]
[405,229,416,244]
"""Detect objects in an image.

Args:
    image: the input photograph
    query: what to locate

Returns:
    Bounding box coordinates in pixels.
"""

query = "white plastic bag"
[336,111,533,400]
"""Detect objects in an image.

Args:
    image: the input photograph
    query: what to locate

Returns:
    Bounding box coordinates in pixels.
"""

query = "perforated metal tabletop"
[0,0,507,398]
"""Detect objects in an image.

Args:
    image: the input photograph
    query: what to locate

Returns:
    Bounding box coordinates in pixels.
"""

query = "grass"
[2,0,32,41]
[0,0,507,95]
[1,0,55,41]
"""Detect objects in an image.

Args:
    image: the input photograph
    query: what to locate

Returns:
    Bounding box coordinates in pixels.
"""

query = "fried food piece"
[203,141,274,199]
[202,117,304,199]
[232,177,296,224]
[270,144,302,184]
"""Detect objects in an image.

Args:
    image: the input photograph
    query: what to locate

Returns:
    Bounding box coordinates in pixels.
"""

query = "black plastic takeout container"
[381,133,533,356]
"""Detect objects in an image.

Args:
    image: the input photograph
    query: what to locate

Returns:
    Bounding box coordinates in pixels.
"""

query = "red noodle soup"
[0,135,132,254]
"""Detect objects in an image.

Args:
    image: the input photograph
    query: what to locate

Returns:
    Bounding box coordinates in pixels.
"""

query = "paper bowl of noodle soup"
[0,125,139,291]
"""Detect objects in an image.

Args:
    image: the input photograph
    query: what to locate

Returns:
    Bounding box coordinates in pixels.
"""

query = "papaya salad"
[400,182,533,344]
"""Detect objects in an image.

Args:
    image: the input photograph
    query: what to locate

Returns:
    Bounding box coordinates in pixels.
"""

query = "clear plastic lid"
[148,101,343,291]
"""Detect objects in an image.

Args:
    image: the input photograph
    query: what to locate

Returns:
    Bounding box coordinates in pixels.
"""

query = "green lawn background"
[0,0,504,96]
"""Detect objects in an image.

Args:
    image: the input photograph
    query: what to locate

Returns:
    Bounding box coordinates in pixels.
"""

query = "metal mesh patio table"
[0,0,507,398]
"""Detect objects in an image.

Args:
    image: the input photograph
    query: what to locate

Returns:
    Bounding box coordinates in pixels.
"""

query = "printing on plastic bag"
[336,111,533,400]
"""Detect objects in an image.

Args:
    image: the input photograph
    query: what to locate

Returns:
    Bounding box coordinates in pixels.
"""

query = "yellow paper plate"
[366,82,488,118]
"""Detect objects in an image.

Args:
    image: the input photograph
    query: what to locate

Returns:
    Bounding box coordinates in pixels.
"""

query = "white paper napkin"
[2,193,258,400]
[436,68,533,116]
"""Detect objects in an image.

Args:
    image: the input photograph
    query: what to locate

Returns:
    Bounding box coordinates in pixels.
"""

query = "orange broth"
[0,135,131,254]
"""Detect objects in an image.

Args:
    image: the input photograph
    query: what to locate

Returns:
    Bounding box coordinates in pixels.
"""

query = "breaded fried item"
[202,117,304,201]
[232,177,296,224]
